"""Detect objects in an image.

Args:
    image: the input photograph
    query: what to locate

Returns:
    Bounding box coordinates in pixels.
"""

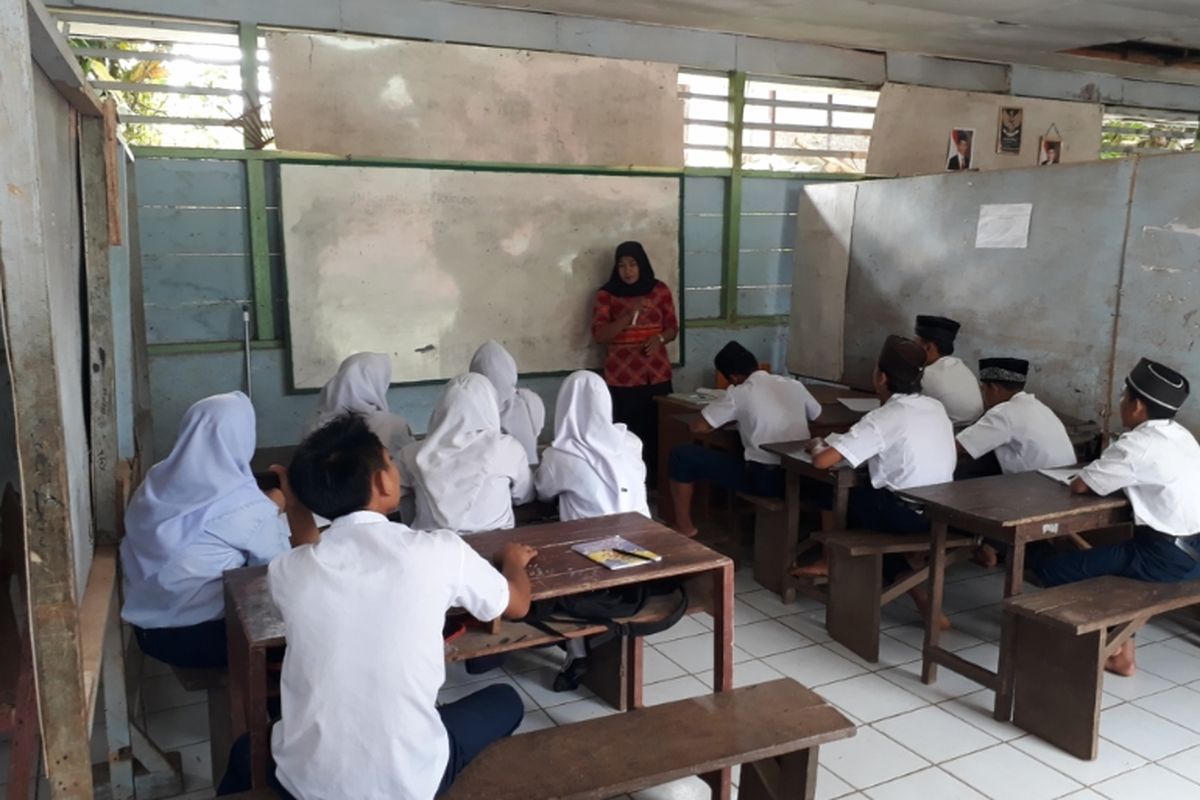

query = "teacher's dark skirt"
[610,381,673,484]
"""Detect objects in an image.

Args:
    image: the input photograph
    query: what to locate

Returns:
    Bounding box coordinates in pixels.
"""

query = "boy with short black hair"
[1038,358,1200,677]
[667,341,821,538]
[914,314,983,424]
[219,413,537,799]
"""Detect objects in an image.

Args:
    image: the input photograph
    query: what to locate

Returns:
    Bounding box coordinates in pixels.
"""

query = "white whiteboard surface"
[281,165,681,389]
[268,32,683,168]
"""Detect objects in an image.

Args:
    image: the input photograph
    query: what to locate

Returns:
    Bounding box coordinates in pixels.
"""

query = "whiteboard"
[281,165,681,388]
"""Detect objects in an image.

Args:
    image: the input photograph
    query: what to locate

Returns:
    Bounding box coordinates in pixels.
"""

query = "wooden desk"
[224,513,735,790]
[761,441,862,603]
[899,473,1130,719]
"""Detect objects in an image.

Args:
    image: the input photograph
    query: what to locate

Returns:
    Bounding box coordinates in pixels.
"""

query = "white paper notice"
[838,397,882,412]
[976,203,1033,249]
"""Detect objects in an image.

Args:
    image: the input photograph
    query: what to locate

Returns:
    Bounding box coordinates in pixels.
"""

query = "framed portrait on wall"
[997,107,1023,154]
[947,128,975,171]
[1039,137,1062,165]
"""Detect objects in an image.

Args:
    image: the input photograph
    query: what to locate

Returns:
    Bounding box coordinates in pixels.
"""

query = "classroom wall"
[140,158,790,455]
[866,83,1103,177]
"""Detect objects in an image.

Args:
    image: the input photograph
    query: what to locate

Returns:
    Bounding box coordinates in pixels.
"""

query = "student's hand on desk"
[501,542,538,571]
[806,438,828,454]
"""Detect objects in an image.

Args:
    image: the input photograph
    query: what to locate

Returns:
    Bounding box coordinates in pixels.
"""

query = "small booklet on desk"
[573,536,663,570]
[1038,467,1081,486]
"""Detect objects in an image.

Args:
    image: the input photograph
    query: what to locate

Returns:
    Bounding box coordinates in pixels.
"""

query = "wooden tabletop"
[762,440,860,487]
[224,513,731,648]
[899,472,1129,529]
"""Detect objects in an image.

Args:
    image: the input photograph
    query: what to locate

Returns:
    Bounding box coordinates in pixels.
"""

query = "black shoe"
[552,657,588,692]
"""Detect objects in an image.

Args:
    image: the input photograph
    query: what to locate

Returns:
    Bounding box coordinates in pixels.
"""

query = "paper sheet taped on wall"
[975,203,1033,249]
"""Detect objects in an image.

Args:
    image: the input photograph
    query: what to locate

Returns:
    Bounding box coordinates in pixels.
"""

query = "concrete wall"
[866,83,1103,177]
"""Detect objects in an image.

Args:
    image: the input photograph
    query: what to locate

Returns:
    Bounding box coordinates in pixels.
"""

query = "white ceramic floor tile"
[140,673,208,714]
[816,766,854,800]
[1133,685,1200,733]
[438,675,537,711]
[655,632,753,673]
[939,690,1029,743]
[1092,763,1200,799]
[827,635,923,672]
[1100,666,1175,702]
[763,645,868,688]
[738,588,822,618]
[1161,744,1200,785]
[145,701,211,752]
[691,611,715,630]
[644,646,688,684]
[544,697,619,725]
[942,743,1082,800]
[513,709,555,735]
[733,618,812,658]
[1100,702,1200,760]
[734,598,769,626]
[1011,733,1145,785]
[1138,615,1197,644]
[947,606,1003,644]
[952,643,1000,673]
[816,673,927,723]
[873,705,1000,763]
[941,574,1006,615]
[885,621,986,654]
[444,658,510,688]
[1134,641,1200,685]
[643,675,711,707]
[1101,693,1123,710]
[694,658,783,690]
[500,646,563,676]
[175,740,214,792]
[822,727,929,790]
[862,766,987,800]
[878,661,983,704]
[780,610,834,644]
[878,602,925,630]
[734,566,761,595]
[1057,790,1107,799]
[647,615,711,644]
[509,667,594,708]
[632,775,712,800]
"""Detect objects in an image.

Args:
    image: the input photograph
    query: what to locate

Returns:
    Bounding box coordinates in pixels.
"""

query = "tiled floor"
[83,562,1200,799]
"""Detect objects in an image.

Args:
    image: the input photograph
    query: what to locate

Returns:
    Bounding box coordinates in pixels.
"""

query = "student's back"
[712,371,822,464]
[958,391,1074,474]
[536,371,649,521]
[269,514,508,799]
[831,393,956,491]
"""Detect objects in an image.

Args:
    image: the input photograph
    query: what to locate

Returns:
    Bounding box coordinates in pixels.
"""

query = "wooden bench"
[735,492,790,595]
[815,529,975,662]
[1002,575,1200,759]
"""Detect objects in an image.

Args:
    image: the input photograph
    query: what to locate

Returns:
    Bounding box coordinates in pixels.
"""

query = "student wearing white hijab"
[120,392,315,669]
[470,340,546,464]
[400,374,535,533]
[309,352,415,460]
[537,371,649,521]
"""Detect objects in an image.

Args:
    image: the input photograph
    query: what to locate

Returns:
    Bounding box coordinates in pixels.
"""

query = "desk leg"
[703,561,735,800]
[833,485,850,530]
[922,521,948,684]
[247,648,270,788]
[781,472,801,605]
[994,535,1027,721]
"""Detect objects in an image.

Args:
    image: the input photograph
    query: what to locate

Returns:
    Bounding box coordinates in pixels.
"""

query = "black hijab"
[601,241,657,298]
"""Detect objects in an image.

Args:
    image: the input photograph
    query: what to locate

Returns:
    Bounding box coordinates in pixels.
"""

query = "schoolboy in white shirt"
[914,314,984,424]
[667,341,822,538]
[796,335,957,627]
[218,413,538,799]
[1037,358,1200,677]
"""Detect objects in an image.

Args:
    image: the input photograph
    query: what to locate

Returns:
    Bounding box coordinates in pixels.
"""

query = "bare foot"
[909,586,953,631]
[1105,640,1137,677]
[972,543,998,569]
[675,527,699,539]
[790,557,829,578]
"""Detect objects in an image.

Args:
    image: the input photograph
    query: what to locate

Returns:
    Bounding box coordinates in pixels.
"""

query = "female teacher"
[591,241,678,482]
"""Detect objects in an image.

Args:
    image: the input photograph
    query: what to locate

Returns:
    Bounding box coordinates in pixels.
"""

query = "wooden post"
[123,156,155,464]
[81,114,120,546]
[102,99,122,246]
[0,0,92,795]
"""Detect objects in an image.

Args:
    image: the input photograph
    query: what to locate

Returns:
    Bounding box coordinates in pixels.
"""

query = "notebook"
[572,536,663,570]
[1038,467,1081,486]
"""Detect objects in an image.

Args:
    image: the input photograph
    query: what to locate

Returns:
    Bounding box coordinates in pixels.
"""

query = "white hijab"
[469,340,543,462]
[121,391,265,574]
[309,352,392,432]
[412,374,507,529]
[551,371,642,512]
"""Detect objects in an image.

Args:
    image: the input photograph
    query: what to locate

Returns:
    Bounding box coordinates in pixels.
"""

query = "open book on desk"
[1038,467,1081,486]
[789,446,851,470]
[837,397,881,413]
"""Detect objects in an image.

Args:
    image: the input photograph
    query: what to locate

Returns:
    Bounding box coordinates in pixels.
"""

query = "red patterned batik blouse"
[591,281,679,387]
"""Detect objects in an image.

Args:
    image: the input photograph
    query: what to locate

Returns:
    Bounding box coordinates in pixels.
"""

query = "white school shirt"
[269,511,509,800]
[400,439,535,533]
[122,497,291,628]
[956,392,1076,474]
[826,393,956,491]
[1079,419,1200,537]
[536,435,650,520]
[922,356,984,424]
[700,371,823,465]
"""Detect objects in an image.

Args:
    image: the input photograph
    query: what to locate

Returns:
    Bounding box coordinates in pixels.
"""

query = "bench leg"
[827,548,882,663]
[583,635,643,711]
[208,683,233,787]
[1011,614,1104,760]
[740,747,819,800]
[753,508,789,597]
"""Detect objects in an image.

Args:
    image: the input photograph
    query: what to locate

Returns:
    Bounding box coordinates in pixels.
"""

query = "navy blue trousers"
[134,617,228,669]
[217,683,524,796]
[1036,527,1200,586]
[668,444,784,497]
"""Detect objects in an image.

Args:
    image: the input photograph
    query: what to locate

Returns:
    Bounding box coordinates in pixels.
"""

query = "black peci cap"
[1126,357,1189,411]
[979,357,1029,384]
